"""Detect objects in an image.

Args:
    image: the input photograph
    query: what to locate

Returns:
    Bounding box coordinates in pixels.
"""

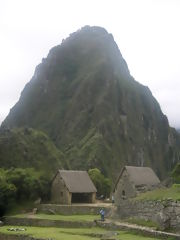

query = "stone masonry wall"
[114,169,136,203]
[0,233,44,240]
[38,203,111,215]
[4,217,96,228]
[51,173,71,204]
[115,199,180,231]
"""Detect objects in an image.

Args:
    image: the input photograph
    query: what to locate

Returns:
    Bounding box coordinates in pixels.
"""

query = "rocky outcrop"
[115,199,180,231]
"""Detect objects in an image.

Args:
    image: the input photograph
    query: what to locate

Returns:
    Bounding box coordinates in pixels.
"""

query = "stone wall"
[38,203,111,215]
[51,173,71,204]
[4,217,96,228]
[114,199,180,231]
[114,169,136,203]
[0,233,44,240]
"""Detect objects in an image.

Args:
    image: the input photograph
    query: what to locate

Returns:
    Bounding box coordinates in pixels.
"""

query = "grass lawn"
[135,184,180,201]
[125,218,159,229]
[12,213,100,222]
[0,225,172,240]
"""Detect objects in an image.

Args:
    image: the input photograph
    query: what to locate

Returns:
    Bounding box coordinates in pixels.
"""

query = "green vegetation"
[88,168,111,197]
[6,168,50,200]
[0,226,169,240]
[134,157,180,201]
[0,128,64,174]
[6,201,35,216]
[135,185,180,201]
[13,213,99,222]
[0,175,16,216]
[126,218,159,229]
[1,26,180,181]
[172,163,180,183]
[0,168,50,216]
[0,127,67,216]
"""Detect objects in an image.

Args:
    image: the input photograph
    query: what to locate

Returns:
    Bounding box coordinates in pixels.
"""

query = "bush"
[0,171,17,216]
[171,163,180,183]
[6,168,50,201]
[0,168,51,216]
[88,168,111,198]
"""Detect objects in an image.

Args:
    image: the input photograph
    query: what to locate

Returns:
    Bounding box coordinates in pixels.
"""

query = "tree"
[0,170,16,216]
[6,168,50,201]
[88,168,111,198]
[0,167,50,216]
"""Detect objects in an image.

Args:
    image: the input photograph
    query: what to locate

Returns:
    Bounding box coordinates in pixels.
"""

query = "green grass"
[0,226,104,240]
[0,225,169,240]
[135,185,180,201]
[12,213,100,222]
[125,218,159,229]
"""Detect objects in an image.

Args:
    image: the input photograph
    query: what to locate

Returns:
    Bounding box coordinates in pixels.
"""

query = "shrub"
[0,175,16,216]
[171,163,180,183]
[0,167,50,216]
[6,168,50,201]
[88,168,111,198]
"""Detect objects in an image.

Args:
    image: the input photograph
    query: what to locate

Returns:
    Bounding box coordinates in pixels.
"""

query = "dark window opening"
[122,190,126,199]
[71,193,92,203]
[60,192,63,197]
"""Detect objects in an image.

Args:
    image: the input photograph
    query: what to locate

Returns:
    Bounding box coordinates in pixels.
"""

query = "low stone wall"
[0,233,43,240]
[38,204,110,215]
[115,199,180,231]
[96,220,180,239]
[4,217,96,228]
[3,217,180,239]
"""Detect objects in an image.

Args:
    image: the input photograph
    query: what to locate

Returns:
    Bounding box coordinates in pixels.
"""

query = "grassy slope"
[0,128,64,175]
[0,226,168,240]
[13,213,99,222]
[135,185,180,201]
[125,218,159,229]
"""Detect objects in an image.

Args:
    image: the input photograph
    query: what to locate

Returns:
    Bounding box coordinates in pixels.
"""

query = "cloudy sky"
[1,0,180,128]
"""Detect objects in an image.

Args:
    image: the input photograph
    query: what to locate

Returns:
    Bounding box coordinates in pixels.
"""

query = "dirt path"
[97,218,180,239]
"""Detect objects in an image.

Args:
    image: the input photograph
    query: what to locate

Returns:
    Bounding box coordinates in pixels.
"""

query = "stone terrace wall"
[0,234,44,240]
[4,217,96,228]
[115,199,180,231]
[38,204,111,215]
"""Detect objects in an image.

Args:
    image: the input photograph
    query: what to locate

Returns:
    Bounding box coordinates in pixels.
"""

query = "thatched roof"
[125,166,160,186]
[57,170,97,193]
[115,166,160,189]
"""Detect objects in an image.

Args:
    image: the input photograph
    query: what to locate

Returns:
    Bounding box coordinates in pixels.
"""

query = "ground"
[0,225,171,240]
[135,185,180,201]
[0,202,179,240]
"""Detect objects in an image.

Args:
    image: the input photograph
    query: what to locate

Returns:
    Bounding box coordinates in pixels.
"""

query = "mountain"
[2,26,180,180]
[0,127,64,176]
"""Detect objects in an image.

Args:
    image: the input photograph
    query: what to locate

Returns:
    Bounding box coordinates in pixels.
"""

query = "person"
[112,195,114,204]
[99,208,105,221]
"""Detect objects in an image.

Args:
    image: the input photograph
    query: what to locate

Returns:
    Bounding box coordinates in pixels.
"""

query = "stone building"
[51,170,97,204]
[114,166,160,203]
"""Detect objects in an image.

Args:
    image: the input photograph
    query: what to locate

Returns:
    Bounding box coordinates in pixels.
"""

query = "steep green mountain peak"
[2,26,180,180]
